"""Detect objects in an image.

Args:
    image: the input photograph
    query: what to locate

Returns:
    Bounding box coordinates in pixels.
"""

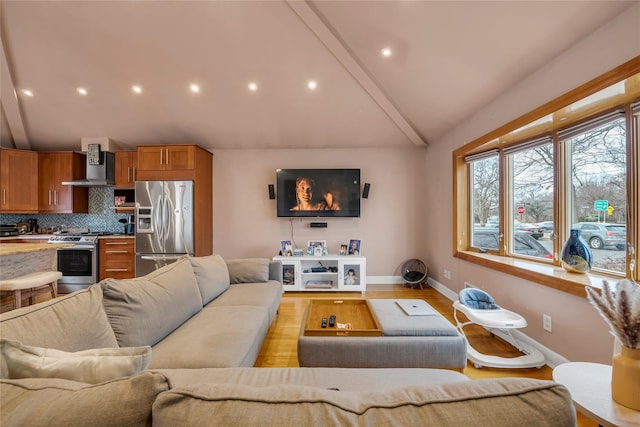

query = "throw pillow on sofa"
[0,339,151,384]
[1,372,169,427]
[226,258,270,284]
[187,254,230,304]
[101,258,203,347]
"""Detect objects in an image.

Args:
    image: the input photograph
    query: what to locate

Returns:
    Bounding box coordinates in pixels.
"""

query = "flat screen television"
[276,169,361,218]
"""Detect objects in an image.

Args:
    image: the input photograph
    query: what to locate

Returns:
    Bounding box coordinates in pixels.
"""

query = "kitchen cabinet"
[135,144,213,257]
[136,145,195,176]
[99,237,135,280]
[115,151,137,188]
[0,148,38,213]
[38,152,88,213]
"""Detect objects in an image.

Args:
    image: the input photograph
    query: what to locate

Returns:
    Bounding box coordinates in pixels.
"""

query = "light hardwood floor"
[255,284,595,426]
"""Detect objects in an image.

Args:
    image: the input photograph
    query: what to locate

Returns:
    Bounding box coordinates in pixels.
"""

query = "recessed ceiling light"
[307,80,318,90]
[189,83,200,93]
[21,89,34,97]
[77,87,88,96]
[131,85,143,94]
[381,47,392,58]
[248,82,258,92]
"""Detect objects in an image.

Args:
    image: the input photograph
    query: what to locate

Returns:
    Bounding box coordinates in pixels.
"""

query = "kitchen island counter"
[0,243,72,284]
[0,243,72,256]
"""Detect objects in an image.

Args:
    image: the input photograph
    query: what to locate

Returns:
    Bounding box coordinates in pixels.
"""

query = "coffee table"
[298,299,467,369]
[553,362,640,427]
[303,299,381,337]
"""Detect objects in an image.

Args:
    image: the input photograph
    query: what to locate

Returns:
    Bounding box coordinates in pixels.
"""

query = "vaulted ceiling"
[0,1,635,152]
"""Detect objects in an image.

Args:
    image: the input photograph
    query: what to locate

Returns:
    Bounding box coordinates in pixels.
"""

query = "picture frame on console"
[348,239,361,255]
[280,240,293,256]
[308,240,326,256]
[339,244,348,256]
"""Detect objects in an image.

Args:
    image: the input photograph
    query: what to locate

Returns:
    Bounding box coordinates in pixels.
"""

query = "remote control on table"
[321,318,328,328]
[329,315,336,327]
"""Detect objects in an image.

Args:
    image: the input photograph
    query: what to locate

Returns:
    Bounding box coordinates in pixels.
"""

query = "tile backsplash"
[0,187,131,233]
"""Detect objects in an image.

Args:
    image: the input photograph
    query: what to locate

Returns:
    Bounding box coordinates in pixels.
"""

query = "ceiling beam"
[0,30,30,150]
[287,0,428,147]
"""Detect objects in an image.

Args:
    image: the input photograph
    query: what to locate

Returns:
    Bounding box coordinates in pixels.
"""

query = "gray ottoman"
[297,299,467,369]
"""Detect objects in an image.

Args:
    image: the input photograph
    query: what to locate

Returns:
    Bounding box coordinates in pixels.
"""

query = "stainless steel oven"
[49,235,99,293]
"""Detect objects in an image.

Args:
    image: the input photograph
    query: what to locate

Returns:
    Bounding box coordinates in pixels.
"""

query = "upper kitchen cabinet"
[38,152,88,213]
[136,145,203,180]
[0,148,38,213]
[115,150,137,188]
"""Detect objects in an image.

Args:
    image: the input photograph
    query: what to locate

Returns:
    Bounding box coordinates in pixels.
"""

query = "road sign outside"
[594,200,608,211]
[517,205,525,215]
[607,206,614,215]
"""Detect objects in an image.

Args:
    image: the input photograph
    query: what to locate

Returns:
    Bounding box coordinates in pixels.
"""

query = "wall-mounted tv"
[276,169,361,218]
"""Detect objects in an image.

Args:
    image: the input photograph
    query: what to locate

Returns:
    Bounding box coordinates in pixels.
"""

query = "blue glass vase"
[560,229,593,273]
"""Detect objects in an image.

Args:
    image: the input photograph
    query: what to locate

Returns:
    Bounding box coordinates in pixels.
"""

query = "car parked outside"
[473,228,552,259]
[536,221,554,234]
[571,222,626,250]
[514,222,544,240]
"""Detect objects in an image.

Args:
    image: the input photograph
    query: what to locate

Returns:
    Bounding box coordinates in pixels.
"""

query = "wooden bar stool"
[0,271,62,310]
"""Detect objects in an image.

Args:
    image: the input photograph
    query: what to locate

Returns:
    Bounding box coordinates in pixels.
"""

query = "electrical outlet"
[443,269,451,280]
[543,314,552,332]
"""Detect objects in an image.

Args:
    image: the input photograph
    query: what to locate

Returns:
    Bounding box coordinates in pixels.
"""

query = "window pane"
[566,117,626,274]
[470,156,500,250]
[510,143,554,259]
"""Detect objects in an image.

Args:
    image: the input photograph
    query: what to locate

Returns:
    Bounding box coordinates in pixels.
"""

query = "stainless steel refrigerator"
[135,180,194,276]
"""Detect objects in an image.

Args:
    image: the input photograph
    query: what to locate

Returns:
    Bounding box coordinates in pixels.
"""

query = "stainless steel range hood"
[62,151,115,186]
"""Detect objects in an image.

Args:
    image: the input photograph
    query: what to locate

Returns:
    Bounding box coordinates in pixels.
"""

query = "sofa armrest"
[269,260,282,283]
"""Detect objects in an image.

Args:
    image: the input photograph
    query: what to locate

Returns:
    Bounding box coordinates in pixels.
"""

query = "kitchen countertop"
[0,234,134,242]
[0,243,73,256]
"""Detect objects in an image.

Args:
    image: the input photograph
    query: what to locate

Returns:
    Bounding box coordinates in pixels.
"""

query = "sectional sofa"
[0,255,576,426]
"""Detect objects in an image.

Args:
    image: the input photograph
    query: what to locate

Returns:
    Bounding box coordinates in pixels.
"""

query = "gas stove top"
[48,232,113,244]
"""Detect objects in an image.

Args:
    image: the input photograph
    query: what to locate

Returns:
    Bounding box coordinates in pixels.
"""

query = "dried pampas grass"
[586,279,640,349]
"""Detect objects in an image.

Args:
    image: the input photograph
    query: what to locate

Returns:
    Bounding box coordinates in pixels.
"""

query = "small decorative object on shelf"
[348,239,361,255]
[280,240,293,256]
[586,279,640,410]
[560,229,592,273]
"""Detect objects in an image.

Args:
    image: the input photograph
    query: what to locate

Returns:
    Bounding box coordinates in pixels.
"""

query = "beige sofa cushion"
[0,285,118,378]
[1,339,151,384]
[187,254,230,304]
[152,378,575,427]
[1,372,168,427]
[226,258,270,284]
[101,259,203,347]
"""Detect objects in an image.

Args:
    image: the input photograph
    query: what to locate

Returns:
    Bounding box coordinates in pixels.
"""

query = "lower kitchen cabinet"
[99,238,135,280]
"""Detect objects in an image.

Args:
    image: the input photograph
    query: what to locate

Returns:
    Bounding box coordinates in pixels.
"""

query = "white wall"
[211,147,427,277]
[425,4,640,364]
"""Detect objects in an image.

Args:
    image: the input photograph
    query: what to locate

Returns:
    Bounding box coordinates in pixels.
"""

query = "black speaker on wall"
[362,183,371,199]
[268,184,275,200]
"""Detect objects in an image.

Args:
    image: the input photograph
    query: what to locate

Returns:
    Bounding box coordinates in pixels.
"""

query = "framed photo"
[282,265,296,286]
[339,244,348,256]
[307,240,326,256]
[348,239,361,255]
[280,240,293,256]
[343,264,360,286]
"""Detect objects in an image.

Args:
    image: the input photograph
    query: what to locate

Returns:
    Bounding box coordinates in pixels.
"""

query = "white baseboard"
[427,277,569,368]
[367,276,403,285]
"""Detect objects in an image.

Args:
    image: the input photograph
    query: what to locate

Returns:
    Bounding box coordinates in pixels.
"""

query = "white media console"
[272,255,366,294]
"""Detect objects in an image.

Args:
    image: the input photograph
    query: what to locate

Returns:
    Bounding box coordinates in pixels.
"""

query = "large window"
[454,63,640,294]
[508,138,554,260]
[469,153,500,252]
[562,115,627,274]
